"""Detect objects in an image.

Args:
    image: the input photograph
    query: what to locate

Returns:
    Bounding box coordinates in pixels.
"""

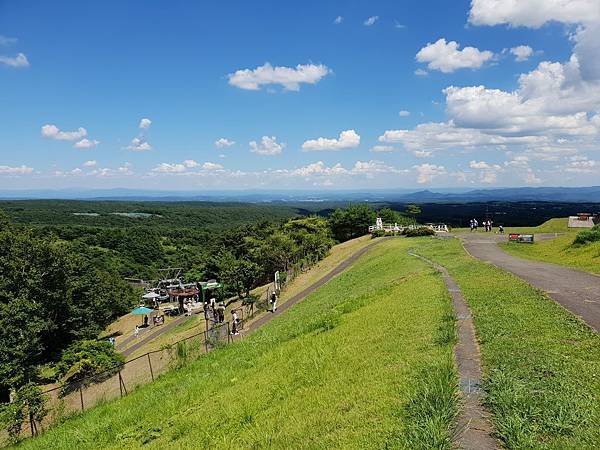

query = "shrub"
[404,227,436,237]
[572,227,600,246]
[371,229,386,238]
[56,340,124,385]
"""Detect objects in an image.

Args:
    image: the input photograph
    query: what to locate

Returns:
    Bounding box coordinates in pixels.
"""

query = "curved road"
[459,233,600,333]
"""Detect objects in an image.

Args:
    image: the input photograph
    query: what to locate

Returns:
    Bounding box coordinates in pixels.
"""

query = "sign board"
[508,233,534,244]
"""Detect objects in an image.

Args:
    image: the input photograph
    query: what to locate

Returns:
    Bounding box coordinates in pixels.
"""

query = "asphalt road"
[460,232,600,333]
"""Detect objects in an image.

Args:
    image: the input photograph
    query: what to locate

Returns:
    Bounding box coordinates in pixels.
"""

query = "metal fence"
[20,262,308,442]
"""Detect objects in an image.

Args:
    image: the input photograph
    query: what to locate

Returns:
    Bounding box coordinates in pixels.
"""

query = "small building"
[568,213,598,229]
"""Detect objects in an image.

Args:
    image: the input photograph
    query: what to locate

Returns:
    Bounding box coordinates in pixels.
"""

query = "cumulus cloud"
[83,160,97,167]
[413,163,446,184]
[41,124,87,141]
[250,136,285,155]
[511,45,534,62]
[139,118,152,129]
[334,16,343,24]
[302,129,360,151]
[201,162,224,170]
[74,138,99,149]
[414,68,428,76]
[228,63,331,91]
[0,165,33,175]
[399,110,411,117]
[126,137,152,152]
[0,53,29,68]
[416,38,494,73]
[215,138,235,148]
[364,16,379,26]
[468,0,600,27]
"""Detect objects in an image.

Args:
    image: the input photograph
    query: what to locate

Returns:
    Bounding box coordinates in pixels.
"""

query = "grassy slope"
[413,237,600,449]
[20,238,457,450]
[500,233,600,275]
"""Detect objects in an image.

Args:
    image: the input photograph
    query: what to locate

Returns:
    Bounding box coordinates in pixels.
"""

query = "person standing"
[270,291,278,313]
[469,219,474,232]
[231,310,240,335]
[217,302,225,323]
[134,325,139,338]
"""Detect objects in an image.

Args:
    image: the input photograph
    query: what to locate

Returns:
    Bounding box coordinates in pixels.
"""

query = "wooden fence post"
[79,386,84,411]
[147,353,154,382]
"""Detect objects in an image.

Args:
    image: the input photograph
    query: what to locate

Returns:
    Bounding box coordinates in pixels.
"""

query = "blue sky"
[1,0,599,190]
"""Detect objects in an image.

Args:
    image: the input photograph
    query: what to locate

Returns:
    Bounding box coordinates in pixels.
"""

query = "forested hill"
[0,200,306,229]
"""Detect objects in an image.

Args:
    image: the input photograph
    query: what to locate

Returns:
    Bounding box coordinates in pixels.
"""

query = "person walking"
[469,219,474,232]
[231,310,240,335]
[217,302,225,323]
[270,291,278,313]
[134,325,139,338]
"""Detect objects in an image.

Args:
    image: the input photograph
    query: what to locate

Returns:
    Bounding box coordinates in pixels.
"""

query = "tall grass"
[414,237,600,448]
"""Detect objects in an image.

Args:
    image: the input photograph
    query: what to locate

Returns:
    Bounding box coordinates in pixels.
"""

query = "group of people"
[469,218,504,234]
[204,297,226,323]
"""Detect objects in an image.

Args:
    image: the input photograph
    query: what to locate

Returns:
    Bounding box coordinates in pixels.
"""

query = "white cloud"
[511,45,534,62]
[399,110,411,117]
[468,0,600,27]
[0,52,29,68]
[524,170,542,184]
[414,68,428,76]
[302,129,360,151]
[413,163,446,184]
[414,150,433,158]
[74,138,99,149]
[370,145,395,153]
[364,16,379,26]
[334,16,343,24]
[0,165,33,175]
[152,163,187,173]
[0,35,17,46]
[83,160,97,167]
[416,38,494,73]
[249,136,285,155]
[228,63,331,91]
[202,162,224,170]
[126,137,152,152]
[41,124,87,141]
[469,160,501,170]
[139,118,152,129]
[215,138,235,148]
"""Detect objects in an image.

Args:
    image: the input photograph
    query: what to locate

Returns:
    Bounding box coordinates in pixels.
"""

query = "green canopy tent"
[198,280,224,303]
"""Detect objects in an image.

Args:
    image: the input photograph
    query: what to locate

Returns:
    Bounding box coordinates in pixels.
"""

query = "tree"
[0,228,135,394]
[329,204,377,242]
[405,204,422,222]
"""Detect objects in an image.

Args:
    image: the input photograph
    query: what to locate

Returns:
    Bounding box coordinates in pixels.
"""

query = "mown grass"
[18,238,458,450]
[500,233,600,274]
[413,237,600,449]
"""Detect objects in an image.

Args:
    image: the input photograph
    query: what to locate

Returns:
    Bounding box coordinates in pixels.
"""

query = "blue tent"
[131,306,154,315]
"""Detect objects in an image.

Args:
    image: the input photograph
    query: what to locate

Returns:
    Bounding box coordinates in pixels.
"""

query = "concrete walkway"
[410,253,497,450]
[460,233,600,333]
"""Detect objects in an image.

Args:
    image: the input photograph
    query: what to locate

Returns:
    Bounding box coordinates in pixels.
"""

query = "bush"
[56,340,124,385]
[572,227,600,246]
[403,227,436,237]
[371,229,386,238]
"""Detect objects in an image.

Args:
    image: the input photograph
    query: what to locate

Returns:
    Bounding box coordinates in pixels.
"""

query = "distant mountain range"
[1,186,600,203]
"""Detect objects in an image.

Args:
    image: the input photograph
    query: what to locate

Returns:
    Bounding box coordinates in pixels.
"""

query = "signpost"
[508,233,534,244]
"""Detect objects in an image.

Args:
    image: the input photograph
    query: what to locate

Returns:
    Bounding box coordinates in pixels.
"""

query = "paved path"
[410,253,497,450]
[460,233,600,332]
[245,238,386,334]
